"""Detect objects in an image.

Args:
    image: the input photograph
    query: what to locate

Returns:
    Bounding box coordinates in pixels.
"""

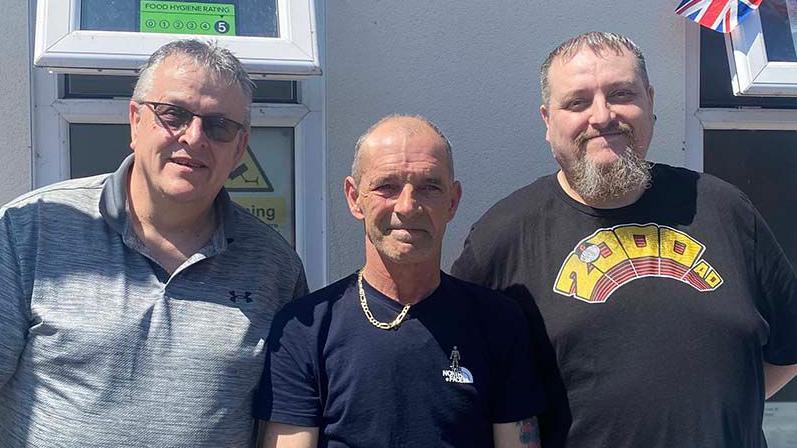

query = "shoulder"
[650,163,753,209]
[1,175,109,233]
[2,175,108,218]
[464,174,557,249]
[228,201,304,268]
[475,175,556,228]
[443,274,526,323]
[274,274,356,325]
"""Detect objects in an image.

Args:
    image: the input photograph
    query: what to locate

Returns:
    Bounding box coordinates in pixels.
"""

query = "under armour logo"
[229,290,253,303]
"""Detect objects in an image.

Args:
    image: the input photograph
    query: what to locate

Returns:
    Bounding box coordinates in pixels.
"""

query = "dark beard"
[567,146,652,205]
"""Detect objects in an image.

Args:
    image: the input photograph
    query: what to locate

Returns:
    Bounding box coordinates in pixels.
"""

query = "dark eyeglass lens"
[149,102,240,142]
[154,105,188,127]
[203,118,237,142]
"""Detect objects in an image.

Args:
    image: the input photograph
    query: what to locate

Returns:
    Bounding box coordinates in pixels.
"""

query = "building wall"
[324,0,687,281]
[0,3,32,204]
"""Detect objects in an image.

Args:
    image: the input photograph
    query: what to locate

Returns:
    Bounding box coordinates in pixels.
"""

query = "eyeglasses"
[139,101,246,143]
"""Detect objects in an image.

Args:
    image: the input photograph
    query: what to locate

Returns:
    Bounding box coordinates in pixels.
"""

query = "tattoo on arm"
[516,417,541,448]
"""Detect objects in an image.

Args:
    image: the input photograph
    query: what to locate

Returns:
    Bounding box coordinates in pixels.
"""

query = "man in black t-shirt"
[453,31,797,448]
[257,115,546,447]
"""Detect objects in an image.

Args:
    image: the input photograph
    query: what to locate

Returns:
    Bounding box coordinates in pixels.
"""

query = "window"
[34,0,320,76]
[727,0,797,95]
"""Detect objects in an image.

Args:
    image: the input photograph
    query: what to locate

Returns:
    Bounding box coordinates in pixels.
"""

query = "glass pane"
[69,123,295,243]
[69,124,132,177]
[227,127,295,244]
[700,27,797,108]
[64,75,297,103]
[759,0,797,61]
[704,130,797,286]
[64,76,138,99]
[80,0,278,38]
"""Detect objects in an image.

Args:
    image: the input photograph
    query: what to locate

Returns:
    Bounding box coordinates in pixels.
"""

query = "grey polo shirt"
[0,155,308,447]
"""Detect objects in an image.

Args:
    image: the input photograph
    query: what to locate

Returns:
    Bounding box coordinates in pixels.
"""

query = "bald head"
[351,115,454,186]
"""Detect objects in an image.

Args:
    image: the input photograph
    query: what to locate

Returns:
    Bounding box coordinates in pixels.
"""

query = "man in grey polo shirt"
[0,40,307,447]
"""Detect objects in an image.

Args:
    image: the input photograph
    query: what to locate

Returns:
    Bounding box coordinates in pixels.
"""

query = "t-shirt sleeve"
[754,211,797,365]
[490,301,547,423]
[254,309,321,427]
[452,225,497,288]
[0,210,29,388]
[292,266,310,299]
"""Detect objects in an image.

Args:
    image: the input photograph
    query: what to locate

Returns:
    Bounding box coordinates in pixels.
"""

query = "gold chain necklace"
[357,269,411,330]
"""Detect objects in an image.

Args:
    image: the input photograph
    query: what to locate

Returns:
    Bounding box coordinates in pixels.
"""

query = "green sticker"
[140,1,236,36]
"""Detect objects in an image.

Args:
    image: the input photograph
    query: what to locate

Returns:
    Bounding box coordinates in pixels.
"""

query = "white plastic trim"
[727,7,797,96]
[34,0,320,76]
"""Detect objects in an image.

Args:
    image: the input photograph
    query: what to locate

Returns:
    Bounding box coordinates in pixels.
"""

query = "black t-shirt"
[255,272,546,448]
[452,164,797,448]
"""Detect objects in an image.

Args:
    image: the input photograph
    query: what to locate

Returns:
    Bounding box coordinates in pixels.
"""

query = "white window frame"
[34,0,320,77]
[726,6,797,96]
[686,23,797,171]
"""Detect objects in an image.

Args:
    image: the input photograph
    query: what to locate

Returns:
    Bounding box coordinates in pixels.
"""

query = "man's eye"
[565,99,588,110]
[208,118,235,132]
[157,107,190,124]
[611,90,634,100]
[375,184,399,194]
[419,184,442,193]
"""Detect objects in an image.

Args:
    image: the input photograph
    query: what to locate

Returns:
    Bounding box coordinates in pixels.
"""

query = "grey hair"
[351,114,454,185]
[132,39,255,123]
[540,32,650,105]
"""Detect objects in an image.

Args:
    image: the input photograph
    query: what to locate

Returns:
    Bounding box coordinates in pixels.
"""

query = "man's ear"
[344,176,364,220]
[129,101,142,151]
[447,180,462,222]
[539,104,552,143]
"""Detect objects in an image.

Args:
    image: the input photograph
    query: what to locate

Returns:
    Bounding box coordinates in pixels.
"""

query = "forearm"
[764,362,797,399]
[259,421,318,448]
[493,417,541,448]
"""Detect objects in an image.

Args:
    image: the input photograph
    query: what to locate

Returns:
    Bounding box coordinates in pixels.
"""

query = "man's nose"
[588,100,615,128]
[179,116,209,146]
[394,184,421,216]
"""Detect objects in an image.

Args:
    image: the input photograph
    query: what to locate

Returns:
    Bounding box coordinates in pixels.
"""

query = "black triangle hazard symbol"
[225,146,274,192]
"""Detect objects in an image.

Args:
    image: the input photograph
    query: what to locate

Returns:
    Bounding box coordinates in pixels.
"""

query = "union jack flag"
[675,0,763,33]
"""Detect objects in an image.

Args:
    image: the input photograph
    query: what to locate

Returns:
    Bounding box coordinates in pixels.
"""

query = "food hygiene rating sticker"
[140,1,236,35]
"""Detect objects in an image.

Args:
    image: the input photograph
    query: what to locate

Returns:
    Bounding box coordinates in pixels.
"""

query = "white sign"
[764,402,797,448]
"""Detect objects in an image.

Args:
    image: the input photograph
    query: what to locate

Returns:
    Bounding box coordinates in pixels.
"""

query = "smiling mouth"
[588,131,625,139]
[170,158,206,169]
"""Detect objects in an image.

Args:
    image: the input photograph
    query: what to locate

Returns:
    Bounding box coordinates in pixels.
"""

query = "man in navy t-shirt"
[255,115,546,447]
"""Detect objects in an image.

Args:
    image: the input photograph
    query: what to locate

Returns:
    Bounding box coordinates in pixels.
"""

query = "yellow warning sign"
[232,196,287,225]
[225,146,274,192]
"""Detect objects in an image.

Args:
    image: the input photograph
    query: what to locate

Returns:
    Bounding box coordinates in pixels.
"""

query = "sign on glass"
[140,1,237,35]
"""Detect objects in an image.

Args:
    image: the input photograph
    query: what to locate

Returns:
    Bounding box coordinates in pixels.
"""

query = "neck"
[361,247,442,306]
[556,170,645,209]
[127,169,217,241]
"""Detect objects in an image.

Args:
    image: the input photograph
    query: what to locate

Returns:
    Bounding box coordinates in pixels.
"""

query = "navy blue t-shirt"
[255,272,546,447]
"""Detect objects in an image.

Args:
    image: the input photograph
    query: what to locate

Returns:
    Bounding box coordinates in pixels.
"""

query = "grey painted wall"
[324,0,687,282]
[0,2,32,204]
